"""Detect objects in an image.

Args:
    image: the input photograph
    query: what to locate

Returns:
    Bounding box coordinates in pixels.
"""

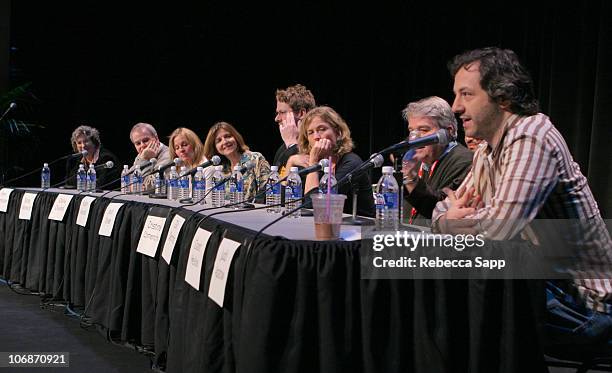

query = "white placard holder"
[208,238,241,307]
[98,202,125,237]
[136,215,167,257]
[184,228,213,290]
[76,196,96,227]
[18,192,38,220]
[48,194,74,221]
[161,214,186,264]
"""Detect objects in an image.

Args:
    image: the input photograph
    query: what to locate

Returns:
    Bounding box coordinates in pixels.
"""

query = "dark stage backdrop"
[3,1,612,216]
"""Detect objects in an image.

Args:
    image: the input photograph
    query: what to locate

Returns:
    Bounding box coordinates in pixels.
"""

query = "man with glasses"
[401,96,473,224]
[273,84,316,177]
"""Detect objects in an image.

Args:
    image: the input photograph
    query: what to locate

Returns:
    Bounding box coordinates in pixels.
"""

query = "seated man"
[433,47,612,345]
[401,96,473,224]
[129,122,171,192]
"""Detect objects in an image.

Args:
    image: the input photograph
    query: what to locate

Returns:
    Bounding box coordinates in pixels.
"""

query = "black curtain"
[5,1,612,215]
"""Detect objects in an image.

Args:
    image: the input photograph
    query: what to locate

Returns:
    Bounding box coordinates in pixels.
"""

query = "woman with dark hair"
[287,106,375,217]
[65,125,119,189]
[203,121,271,202]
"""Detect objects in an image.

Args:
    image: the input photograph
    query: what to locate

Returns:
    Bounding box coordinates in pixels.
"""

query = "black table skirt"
[0,189,546,373]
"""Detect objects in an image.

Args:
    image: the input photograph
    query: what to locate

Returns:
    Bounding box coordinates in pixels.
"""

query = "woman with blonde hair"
[287,106,375,217]
[169,127,207,169]
[203,121,270,202]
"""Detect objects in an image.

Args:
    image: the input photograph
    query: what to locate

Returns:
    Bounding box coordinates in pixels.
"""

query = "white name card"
[48,194,74,221]
[136,215,167,257]
[18,192,38,220]
[161,214,186,264]
[184,228,213,290]
[0,188,13,212]
[208,238,241,307]
[98,202,125,237]
[76,196,96,227]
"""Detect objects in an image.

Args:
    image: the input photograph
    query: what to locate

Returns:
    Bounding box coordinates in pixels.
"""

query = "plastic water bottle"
[76,164,87,192]
[192,167,206,204]
[265,166,281,213]
[318,166,337,194]
[284,166,302,218]
[154,165,166,196]
[212,165,225,207]
[375,166,399,230]
[229,165,244,208]
[132,165,143,195]
[178,166,190,200]
[121,165,130,194]
[86,164,96,192]
[167,166,179,200]
[41,163,50,188]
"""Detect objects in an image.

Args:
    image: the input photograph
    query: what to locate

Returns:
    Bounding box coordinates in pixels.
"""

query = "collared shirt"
[432,113,612,313]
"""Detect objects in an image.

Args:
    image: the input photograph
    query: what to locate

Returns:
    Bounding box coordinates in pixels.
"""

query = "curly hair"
[70,125,101,152]
[275,84,316,113]
[298,106,354,157]
[448,47,539,116]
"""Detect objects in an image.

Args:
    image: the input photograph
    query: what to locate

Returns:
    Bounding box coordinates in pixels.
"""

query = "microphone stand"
[341,173,374,226]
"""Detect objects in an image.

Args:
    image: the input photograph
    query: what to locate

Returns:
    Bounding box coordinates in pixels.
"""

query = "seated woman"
[287,106,375,217]
[169,127,214,194]
[65,125,119,189]
[203,121,271,202]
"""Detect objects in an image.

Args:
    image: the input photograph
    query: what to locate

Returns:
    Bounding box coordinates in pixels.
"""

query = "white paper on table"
[0,188,13,212]
[136,215,167,257]
[76,196,96,227]
[161,214,186,264]
[18,192,38,220]
[184,228,212,290]
[48,194,74,221]
[208,238,241,307]
[98,202,125,237]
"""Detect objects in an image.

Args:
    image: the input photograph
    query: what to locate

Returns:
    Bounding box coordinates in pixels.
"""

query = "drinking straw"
[326,156,332,218]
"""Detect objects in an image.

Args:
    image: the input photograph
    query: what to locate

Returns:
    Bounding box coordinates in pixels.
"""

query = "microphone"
[179,155,221,177]
[0,102,16,122]
[336,153,384,186]
[298,159,330,176]
[157,157,182,174]
[94,161,114,170]
[380,129,449,155]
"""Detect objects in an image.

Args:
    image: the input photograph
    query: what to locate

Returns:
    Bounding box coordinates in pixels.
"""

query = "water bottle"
[318,166,337,194]
[284,166,302,218]
[121,165,130,194]
[167,166,179,200]
[154,165,166,196]
[375,166,399,230]
[132,165,143,195]
[228,165,244,208]
[192,167,206,204]
[76,164,87,192]
[86,164,96,192]
[41,163,50,188]
[265,166,281,213]
[178,166,190,200]
[212,165,225,207]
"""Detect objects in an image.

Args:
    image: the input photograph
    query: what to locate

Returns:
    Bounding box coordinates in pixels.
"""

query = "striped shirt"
[432,113,612,313]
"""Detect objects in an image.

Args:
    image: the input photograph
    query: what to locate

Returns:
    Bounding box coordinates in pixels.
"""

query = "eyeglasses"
[408,128,435,139]
[275,110,293,117]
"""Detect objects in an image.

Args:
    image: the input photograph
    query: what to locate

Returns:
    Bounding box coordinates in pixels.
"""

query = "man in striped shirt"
[432,47,612,345]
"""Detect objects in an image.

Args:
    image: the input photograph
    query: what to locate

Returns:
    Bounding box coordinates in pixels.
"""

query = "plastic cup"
[311,193,347,240]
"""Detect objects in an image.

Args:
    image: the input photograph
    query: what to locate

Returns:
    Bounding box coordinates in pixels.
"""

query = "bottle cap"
[123,164,129,169]
[270,165,278,172]
[43,163,49,167]
[290,166,298,172]
[170,166,176,171]
[323,167,330,173]
[382,166,394,173]
[197,167,203,171]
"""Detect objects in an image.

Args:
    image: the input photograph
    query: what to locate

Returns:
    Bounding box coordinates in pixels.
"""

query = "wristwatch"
[403,176,418,185]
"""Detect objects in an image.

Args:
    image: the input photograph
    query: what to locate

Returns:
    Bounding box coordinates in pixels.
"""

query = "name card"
[48,194,74,221]
[76,196,96,227]
[161,214,186,264]
[98,202,125,237]
[208,238,241,307]
[184,228,213,290]
[18,192,38,220]
[136,215,167,257]
[0,188,13,212]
